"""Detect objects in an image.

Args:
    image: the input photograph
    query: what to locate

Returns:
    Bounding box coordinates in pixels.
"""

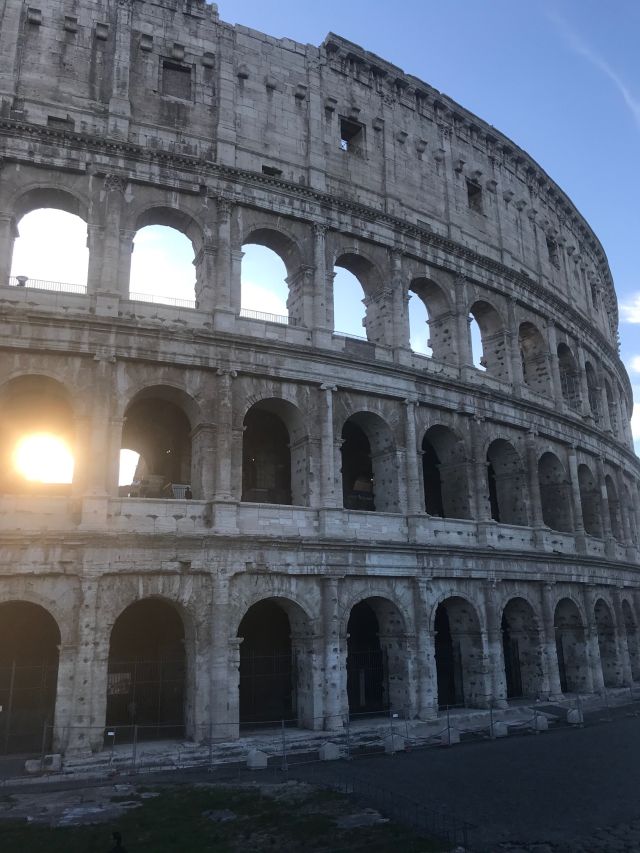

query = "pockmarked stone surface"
[0,0,638,763]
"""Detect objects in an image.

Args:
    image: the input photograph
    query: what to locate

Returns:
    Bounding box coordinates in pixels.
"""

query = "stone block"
[490,721,508,738]
[567,708,584,725]
[246,748,268,769]
[439,727,460,746]
[383,733,406,754]
[533,714,549,731]
[25,753,62,773]
[319,741,341,761]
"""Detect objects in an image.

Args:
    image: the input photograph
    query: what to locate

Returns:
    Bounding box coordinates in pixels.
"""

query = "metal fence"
[7,275,86,294]
[128,291,197,309]
[239,307,294,326]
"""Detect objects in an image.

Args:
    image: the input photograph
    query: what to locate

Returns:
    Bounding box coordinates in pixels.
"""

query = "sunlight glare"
[13,433,74,484]
[119,449,141,487]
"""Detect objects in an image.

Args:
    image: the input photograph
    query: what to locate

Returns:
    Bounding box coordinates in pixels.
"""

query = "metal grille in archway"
[106,658,185,741]
[239,650,296,726]
[0,660,57,755]
[347,649,389,716]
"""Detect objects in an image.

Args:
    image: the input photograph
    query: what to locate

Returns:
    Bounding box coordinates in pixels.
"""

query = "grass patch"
[0,783,445,852]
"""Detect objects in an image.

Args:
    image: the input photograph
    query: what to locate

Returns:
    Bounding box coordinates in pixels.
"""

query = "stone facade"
[0,0,639,756]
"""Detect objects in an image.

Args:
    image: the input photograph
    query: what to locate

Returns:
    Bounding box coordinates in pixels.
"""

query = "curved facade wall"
[0,0,638,752]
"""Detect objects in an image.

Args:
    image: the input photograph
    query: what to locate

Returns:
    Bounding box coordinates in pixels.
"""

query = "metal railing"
[239,307,293,326]
[333,329,368,341]
[128,291,197,309]
[7,275,86,294]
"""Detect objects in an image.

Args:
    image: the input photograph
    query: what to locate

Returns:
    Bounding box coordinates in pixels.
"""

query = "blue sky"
[10,1,640,459]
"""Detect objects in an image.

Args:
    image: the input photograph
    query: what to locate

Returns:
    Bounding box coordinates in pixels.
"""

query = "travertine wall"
[0,0,638,755]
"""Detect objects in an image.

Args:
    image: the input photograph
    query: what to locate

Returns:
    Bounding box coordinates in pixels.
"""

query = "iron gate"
[239,650,296,726]
[106,658,185,741]
[347,648,389,715]
[0,660,57,755]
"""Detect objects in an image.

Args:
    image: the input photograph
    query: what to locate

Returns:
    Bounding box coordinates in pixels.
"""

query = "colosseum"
[0,0,639,759]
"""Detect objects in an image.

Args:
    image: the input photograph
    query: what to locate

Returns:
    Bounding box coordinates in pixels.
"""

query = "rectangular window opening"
[340,118,364,154]
[546,236,560,269]
[262,165,283,178]
[466,179,483,213]
[162,60,192,100]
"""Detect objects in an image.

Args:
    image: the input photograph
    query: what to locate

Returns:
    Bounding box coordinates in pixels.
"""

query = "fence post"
[280,719,288,773]
[388,709,395,755]
[132,725,138,771]
[447,705,451,746]
[209,721,213,770]
[345,714,351,760]
[489,702,494,739]
[576,693,583,728]
[39,719,48,773]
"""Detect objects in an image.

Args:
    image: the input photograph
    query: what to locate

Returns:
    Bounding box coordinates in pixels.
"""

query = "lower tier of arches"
[1,570,639,755]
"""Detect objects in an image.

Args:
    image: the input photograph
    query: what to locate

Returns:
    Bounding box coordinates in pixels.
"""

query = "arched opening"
[585,362,600,423]
[605,379,619,435]
[557,344,581,411]
[121,393,192,499]
[347,597,408,717]
[130,224,196,307]
[241,243,289,323]
[242,399,307,506]
[622,601,640,682]
[554,598,588,694]
[106,599,186,740]
[578,463,602,537]
[10,207,88,289]
[501,598,542,699]
[409,278,454,362]
[341,412,399,513]
[334,253,387,345]
[237,598,313,728]
[421,426,470,519]
[434,597,485,708]
[333,266,366,338]
[538,452,573,532]
[594,599,620,688]
[0,376,75,495]
[605,475,622,540]
[486,439,528,526]
[408,291,431,356]
[518,322,550,395]
[0,602,60,754]
[468,301,507,380]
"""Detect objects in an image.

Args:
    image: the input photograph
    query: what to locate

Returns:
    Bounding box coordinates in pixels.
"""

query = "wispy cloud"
[620,294,640,324]
[547,10,640,132]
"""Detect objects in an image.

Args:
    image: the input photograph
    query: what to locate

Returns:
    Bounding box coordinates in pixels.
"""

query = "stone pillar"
[319,384,339,507]
[286,264,314,327]
[525,430,544,528]
[567,447,585,546]
[583,586,604,694]
[454,275,472,369]
[322,577,345,729]
[613,589,633,687]
[226,637,242,739]
[404,399,423,515]
[213,369,235,501]
[596,457,613,540]
[108,0,133,138]
[312,224,331,344]
[193,241,217,315]
[483,583,508,707]
[391,249,411,360]
[213,198,234,322]
[0,212,16,285]
[413,579,438,717]
[470,416,491,522]
[545,322,564,408]
[575,347,592,420]
[106,417,125,498]
[191,422,216,501]
[210,574,236,739]
[507,297,523,393]
[540,583,563,699]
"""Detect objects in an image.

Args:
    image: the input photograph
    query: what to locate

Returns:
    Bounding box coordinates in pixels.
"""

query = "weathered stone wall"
[0,0,638,754]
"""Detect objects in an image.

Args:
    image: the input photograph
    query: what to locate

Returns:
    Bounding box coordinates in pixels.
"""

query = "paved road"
[295,710,640,852]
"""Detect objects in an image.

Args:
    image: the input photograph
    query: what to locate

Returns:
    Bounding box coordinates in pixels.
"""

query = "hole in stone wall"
[242,406,292,505]
[161,59,192,100]
[466,179,483,213]
[339,117,364,154]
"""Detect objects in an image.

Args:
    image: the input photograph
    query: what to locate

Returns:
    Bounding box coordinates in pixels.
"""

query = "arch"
[341,411,399,513]
[434,596,485,708]
[421,425,470,519]
[0,375,76,494]
[594,598,620,688]
[134,205,204,253]
[106,598,186,740]
[584,362,601,423]
[242,398,307,506]
[121,390,193,499]
[554,598,588,693]
[346,596,408,717]
[242,226,303,279]
[333,265,366,337]
[518,322,550,395]
[501,598,542,699]
[10,207,89,289]
[538,452,573,532]
[129,224,197,306]
[0,601,61,754]
[237,597,314,728]
[557,344,581,411]
[409,278,454,361]
[468,300,507,380]
[486,439,528,526]
[605,475,622,540]
[578,463,602,537]
[334,252,387,345]
[622,600,640,682]
[12,185,89,222]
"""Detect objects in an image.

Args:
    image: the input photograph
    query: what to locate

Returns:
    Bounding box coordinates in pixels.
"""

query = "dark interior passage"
[106,599,185,740]
[242,409,292,505]
[341,421,375,511]
[422,439,444,516]
[434,604,464,707]
[347,600,387,715]
[502,613,523,698]
[0,602,60,754]
[238,601,294,725]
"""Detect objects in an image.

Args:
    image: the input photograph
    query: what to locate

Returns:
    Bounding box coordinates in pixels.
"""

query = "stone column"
[319,384,339,507]
[214,369,235,502]
[191,422,216,501]
[193,241,217,315]
[322,577,345,729]
[483,583,508,707]
[0,212,16,285]
[413,579,438,717]
[545,322,564,408]
[583,586,604,694]
[506,297,523,393]
[596,457,613,540]
[525,430,544,528]
[613,589,633,687]
[540,583,563,699]
[108,0,133,138]
[213,198,235,323]
[312,224,331,344]
[106,417,125,498]
[470,416,491,522]
[566,447,585,549]
[404,400,423,515]
[211,574,236,739]
[454,275,472,369]
[287,264,314,327]
[391,249,411,360]
[575,347,592,420]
